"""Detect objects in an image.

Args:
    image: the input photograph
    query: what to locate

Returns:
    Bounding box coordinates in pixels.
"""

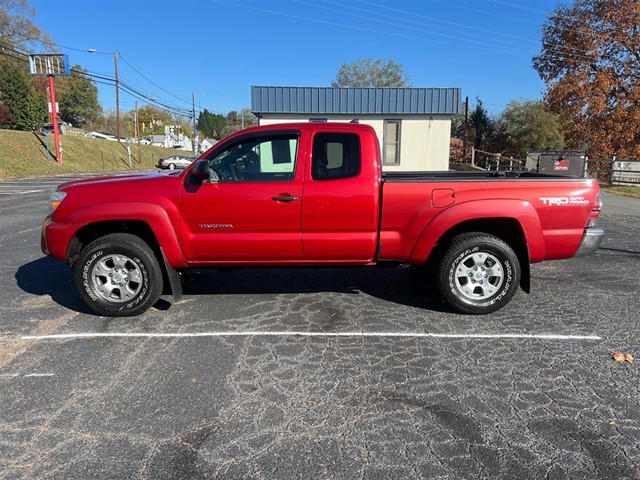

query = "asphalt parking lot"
[0,177,638,479]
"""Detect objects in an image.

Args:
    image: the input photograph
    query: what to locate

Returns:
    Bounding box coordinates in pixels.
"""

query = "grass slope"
[0,129,186,178]
[2,128,639,199]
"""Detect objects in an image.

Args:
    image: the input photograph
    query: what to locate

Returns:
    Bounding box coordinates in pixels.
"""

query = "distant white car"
[157,155,195,170]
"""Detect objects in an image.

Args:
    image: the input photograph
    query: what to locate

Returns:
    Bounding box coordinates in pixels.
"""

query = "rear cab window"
[312,133,361,181]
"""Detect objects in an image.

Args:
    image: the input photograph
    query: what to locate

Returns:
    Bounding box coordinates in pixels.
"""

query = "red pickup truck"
[41,122,604,317]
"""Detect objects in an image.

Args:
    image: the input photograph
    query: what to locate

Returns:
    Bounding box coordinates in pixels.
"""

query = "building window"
[383,120,401,165]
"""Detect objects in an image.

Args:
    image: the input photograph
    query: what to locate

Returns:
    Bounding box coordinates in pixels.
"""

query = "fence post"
[583,156,588,178]
[609,155,615,185]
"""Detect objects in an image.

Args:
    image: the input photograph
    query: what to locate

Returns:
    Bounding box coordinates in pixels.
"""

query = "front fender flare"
[65,202,187,268]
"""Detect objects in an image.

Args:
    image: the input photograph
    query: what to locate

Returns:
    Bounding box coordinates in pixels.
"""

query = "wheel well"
[428,218,531,293]
[67,221,161,267]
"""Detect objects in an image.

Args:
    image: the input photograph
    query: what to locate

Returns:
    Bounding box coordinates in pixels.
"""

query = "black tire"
[437,233,520,314]
[74,233,163,317]
[168,163,176,170]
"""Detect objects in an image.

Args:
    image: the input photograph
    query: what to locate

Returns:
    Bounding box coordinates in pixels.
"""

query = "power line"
[295,0,535,55]
[117,53,193,107]
[0,43,199,119]
[431,0,541,26]
[351,0,539,44]
[215,0,597,61]
[487,0,552,16]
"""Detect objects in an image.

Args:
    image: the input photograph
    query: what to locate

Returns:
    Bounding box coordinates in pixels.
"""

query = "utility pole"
[114,51,121,142]
[463,96,469,163]
[88,48,120,141]
[192,92,197,156]
[135,100,141,163]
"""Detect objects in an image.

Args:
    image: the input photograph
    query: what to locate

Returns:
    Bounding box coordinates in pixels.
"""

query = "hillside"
[0,129,187,178]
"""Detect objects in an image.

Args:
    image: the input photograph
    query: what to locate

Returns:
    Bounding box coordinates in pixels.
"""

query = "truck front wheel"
[437,233,520,314]
[74,233,163,317]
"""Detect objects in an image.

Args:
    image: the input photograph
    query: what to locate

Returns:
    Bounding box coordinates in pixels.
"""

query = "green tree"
[0,102,11,126]
[533,0,640,158]
[450,99,499,161]
[0,0,52,50]
[450,112,465,140]
[469,99,495,151]
[197,109,226,139]
[175,116,193,139]
[134,105,173,136]
[0,60,46,130]
[332,57,410,88]
[498,100,564,158]
[222,108,257,137]
[55,66,102,127]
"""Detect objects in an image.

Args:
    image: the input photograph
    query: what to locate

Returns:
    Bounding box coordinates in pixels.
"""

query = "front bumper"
[40,216,79,261]
[574,227,604,257]
[40,215,51,255]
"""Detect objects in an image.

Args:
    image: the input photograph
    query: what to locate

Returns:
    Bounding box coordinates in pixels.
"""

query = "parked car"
[157,155,195,170]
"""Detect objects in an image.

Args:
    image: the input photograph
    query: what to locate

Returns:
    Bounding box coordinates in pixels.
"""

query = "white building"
[200,138,218,153]
[149,125,193,152]
[251,86,461,171]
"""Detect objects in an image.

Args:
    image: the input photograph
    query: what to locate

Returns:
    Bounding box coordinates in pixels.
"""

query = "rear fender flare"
[409,199,545,267]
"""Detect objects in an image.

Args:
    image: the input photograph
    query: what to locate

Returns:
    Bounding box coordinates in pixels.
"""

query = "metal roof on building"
[251,86,462,115]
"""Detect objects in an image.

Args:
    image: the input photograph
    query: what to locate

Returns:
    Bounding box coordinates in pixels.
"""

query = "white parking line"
[21,332,602,341]
[0,190,43,195]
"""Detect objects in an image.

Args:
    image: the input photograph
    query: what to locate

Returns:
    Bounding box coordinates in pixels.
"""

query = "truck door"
[180,131,304,262]
[302,131,380,262]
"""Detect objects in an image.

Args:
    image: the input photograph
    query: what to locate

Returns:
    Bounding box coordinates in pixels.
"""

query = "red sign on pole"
[48,75,62,164]
[28,54,69,165]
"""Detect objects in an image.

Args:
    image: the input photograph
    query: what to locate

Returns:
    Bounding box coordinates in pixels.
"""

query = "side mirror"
[191,159,210,181]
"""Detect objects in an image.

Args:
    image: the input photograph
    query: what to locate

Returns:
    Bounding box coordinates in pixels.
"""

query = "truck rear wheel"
[74,233,163,317]
[437,233,520,314]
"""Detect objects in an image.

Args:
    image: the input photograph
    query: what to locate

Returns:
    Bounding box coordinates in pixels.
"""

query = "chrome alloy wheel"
[91,254,143,303]
[453,251,504,301]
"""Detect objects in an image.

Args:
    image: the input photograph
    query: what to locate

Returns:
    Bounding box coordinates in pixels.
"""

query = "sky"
[28,0,563,118]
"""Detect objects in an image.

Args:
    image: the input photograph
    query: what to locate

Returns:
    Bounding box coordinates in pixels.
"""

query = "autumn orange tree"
[533,0,640,159]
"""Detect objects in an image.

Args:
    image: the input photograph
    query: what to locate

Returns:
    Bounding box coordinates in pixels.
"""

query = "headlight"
[49,190,67,214]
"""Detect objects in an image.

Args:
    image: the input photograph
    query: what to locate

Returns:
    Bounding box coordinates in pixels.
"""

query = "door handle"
[272,195,299,202]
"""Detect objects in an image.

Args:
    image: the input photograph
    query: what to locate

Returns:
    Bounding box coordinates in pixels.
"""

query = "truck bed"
[382,171,578,181]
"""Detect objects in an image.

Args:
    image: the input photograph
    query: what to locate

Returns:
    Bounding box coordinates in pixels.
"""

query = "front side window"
[206,134,298,182]
[312,133,361,181]
[383,120,401,165]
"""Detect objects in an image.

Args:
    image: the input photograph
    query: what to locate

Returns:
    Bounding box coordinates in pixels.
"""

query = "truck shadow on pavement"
[15,257,94,314]
[15,257,448,315]
[179,266,449,312]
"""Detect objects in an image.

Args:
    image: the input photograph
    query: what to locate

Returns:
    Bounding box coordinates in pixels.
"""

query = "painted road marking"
[0,373,54,378]
[21,332,602,341]
[0,190,43,195]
